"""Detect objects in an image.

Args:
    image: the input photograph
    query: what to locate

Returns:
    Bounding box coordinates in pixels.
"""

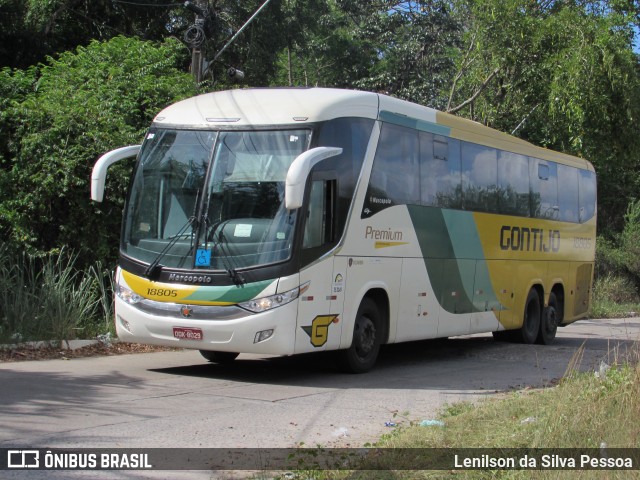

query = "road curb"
[0,339,105,351]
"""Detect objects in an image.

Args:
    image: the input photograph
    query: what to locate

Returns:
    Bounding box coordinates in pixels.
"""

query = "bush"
[595,199,640,289]
[0,248,112,344]
[0,247,45,343]
[620,198,640,282]
[593,274,639,305]
[0,36,195,269]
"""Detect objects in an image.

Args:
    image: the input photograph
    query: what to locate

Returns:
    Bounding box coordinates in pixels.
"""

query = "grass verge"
[591,274,640,318]
[279,344,640,479]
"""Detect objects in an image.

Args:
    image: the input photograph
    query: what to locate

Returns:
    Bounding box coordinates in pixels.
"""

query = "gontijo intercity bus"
[91,88,596,373]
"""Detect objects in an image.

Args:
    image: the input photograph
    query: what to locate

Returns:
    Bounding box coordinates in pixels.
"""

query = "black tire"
[518,289,541,344]
[199,350,239,364]
[492,330,514,342]
[537,292,559,345]
[338,298,382,374]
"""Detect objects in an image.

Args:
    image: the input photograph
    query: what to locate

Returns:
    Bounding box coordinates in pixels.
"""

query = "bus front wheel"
[519,289,541,344]
[200,350,239,364]
[338,298,381,374]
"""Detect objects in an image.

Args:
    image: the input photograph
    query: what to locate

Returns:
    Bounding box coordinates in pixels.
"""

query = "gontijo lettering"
[499,225,560,253]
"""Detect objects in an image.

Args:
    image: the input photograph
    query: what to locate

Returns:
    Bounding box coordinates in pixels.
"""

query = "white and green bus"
[91,88,596,373]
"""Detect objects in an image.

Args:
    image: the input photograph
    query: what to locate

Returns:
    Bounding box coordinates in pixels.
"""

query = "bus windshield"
[122,128,311,271]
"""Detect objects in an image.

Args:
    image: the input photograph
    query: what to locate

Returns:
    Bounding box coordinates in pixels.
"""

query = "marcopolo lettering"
[168,273,213,284]
[499,225,560,253]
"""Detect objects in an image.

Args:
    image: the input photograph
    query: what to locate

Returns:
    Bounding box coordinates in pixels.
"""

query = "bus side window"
[419,133,462,210]
[303,178,336,249]
[497,151,530,217]
[530,158,559,219]
[461,142,498,213]
[557,164,579,222]
[365,123,419,215]
[579,169,597,223]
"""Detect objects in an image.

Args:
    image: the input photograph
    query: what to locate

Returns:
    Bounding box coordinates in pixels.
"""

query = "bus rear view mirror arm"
[91,145,141,202]
[285,147,342,210]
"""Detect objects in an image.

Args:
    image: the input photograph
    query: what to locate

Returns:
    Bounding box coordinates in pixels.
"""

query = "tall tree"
[0,0,188,68]
[269,0,463,107]
[348,0,462,108]
[271,0,378,88]
[0,36,195,265]
[447,0,640,231]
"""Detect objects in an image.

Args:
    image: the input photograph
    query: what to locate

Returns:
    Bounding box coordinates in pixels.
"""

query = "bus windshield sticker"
[195,248,211,267]
[234,224,252,238]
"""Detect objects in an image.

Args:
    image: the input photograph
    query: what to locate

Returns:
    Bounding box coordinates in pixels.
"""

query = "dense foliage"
[0,0,638,270]
[0,36,195,265]
[448,0,640,232]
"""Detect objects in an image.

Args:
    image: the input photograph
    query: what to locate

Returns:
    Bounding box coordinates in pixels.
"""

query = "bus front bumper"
[114,296,298,356]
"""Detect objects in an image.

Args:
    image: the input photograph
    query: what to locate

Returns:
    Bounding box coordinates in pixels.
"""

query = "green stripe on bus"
[184,279,274,304]
[407,205,502,314]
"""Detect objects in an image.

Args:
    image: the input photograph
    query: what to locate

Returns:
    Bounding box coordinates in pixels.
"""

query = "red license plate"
[172,327,203,341]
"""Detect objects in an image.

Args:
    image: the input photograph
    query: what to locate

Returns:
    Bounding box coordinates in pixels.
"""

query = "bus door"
[295,174,344,354]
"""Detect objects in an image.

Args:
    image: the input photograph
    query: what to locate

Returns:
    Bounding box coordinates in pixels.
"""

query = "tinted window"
[364,123,419,216]
[316,117,374,230]
[579,169,597,222]
[557,164,579,222]
[530,158,558,219]
[420,133,462,209]
[303,179,336,249]
[498,151,530,216]
[461,142,498,212]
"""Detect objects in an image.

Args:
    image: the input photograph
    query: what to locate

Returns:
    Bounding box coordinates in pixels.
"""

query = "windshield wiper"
[208,220,245,287]
[144,216,198,279]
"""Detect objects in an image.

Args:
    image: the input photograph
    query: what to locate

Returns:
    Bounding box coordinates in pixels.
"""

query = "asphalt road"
[1,317,639,479]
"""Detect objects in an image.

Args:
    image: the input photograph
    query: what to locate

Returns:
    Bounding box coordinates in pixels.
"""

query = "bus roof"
[152,87,593,171]
[153,87,380,127]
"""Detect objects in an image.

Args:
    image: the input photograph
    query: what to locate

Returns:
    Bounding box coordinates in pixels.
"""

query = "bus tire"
[199,350,239,364]
[519,289,541,344]
[537,292,559,345]
[338,298,381,374]
[492,330,514,342]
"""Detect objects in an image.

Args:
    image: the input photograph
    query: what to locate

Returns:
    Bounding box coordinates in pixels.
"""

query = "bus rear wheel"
[518,289,541,344]
[199,350,239,364]
[338,298,381,374]
[537,292,559,345]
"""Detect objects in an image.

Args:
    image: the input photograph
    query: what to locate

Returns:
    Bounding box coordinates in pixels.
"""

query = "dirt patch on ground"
[0,342,180,363]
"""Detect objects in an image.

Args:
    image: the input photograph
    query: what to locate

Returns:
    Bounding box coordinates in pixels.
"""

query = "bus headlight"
[116,283,144,305]
[239,282,309,313]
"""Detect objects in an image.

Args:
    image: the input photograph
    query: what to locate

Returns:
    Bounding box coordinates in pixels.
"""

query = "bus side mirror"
[285,147,342,210]
[91,145,141,202]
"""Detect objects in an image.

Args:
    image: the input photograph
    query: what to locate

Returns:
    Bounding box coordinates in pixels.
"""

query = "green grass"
[590,274,640,318]
[275,345,640,480]
[367,354,640,479]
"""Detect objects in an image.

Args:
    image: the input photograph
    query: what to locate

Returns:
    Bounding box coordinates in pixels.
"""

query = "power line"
[212,0,274,62]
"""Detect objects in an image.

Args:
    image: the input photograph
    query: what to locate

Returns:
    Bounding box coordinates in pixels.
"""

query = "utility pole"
[184,0,209,84]
[184,0,273,84]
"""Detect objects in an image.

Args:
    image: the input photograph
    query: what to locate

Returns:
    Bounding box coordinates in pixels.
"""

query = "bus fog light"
[118,315,132,333]
[254,329,274,343]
